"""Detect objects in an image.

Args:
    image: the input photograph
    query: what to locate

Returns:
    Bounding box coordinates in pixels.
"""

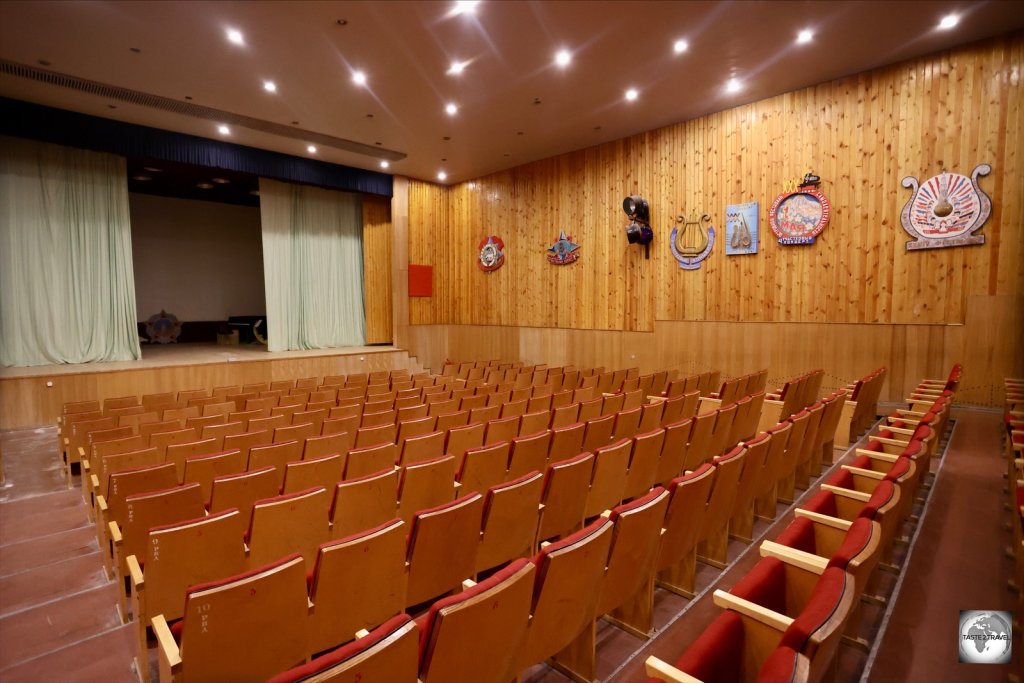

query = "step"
[0,552,110,618]
[0,622,138,683]
[0,495,90,547]
[0,525,99,578]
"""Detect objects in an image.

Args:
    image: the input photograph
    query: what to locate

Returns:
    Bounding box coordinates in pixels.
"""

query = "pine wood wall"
[402,34,1024,405]
[362,195,393,344]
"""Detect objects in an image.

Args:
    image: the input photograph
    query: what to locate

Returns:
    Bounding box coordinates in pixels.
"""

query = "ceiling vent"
[0,59,405,161]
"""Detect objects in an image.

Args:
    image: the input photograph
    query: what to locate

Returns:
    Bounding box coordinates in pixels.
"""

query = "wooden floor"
[0,408,1018,682]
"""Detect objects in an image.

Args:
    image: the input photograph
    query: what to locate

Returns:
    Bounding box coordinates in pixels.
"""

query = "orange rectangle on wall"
[408,264,433,297]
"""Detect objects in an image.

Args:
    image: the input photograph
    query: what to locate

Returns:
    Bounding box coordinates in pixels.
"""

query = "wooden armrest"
[870,436,909,447]
[821,483,871,502]
[854,448,899,462]
[462,579,477,590]
[759,540,828,575]
[77,446,85,458]
[81,458,91,473]
[881,425,915,436]
[96,495,108,513]
[887,416,920,426]
[794,508,852,531]
[355,628,370,639]
[127,555,144,588]
[842,465,885,480]
[712,590,794,632]
[646,395,667,403]
[153,614,182,672]
[90,474,100,492]
[644,657,703,683]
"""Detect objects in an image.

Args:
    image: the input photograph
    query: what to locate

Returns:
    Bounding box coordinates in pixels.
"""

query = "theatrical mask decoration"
[622,195,654,259]
[144,310,182,344]
[477,235,506,272]
[669,212,715,270]
[725,202,759,255]
[769,172,831,245]
[547,230,580,265]
[899,164,992,250]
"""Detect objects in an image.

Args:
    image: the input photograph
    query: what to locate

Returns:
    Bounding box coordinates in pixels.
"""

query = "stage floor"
[0,343,403,379]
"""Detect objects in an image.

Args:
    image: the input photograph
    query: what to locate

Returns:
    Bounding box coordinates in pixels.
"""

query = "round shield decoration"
[477,235,506,272]
[769,184,831,246]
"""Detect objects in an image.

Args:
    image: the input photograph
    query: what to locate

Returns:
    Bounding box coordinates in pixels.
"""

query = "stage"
[0,343,423,430]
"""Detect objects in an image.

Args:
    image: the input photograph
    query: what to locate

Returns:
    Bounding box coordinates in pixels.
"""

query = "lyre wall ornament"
[899,164,992,250]
[669,212,715,270]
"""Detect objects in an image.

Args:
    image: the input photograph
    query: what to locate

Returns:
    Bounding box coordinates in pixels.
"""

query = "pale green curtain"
[259,178,365,351]
[0,136,140,367]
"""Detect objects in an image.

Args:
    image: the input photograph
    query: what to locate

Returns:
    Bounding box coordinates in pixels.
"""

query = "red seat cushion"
[883,457,912,482]
[860,480,897,519]
[826,517,875,569]
[755,646,802,683]
[775,517,817,554]
[802,490,839,518]
[659,611,744,683]
[729,557,787,614]
[609,486,666,522]
[267,613,414,683]
[779,567,849,651]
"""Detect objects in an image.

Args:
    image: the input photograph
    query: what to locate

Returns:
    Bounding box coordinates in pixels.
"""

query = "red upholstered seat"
[266,614,417,683]
[729,557,788,614]
[802,480,896,520]
[646,611,744,683]
[778,567,850,652]
[754,646,805,683]
[774,516,875,571]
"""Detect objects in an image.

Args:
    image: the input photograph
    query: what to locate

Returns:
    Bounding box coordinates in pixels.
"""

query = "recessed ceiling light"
[796,29,813,44]
[197,183,214,189]
[468,182,476,189]
[625,88,638,102]
[938,14,959,30]
[673,39,688,54]
[726,78,742,94]
[307,145,317,154]
[352,70,367,86]
[448,61,467,75]
[445,102,458,116]
[263,80,277,93]
[143,167,163,173]
[451,1,480,16]
[555,49,572,68]
[380,161,390,169]
[217,124,230,135]
[212,178,230,184]
[132,175,152,181]
[226,28,244,45]
[437,171,448,181]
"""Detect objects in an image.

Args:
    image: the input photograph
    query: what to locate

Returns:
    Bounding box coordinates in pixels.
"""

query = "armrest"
[90,474,100,492]
[77,446,86,458]
[153,614,182,679]
[698,397,722,412]
[841,465,885,480]
[759,540,828,575]
[821,483,871,502]
[644,657,704,683]
[646,395,667,404]
[894,409,926,418]
[712,590,793,632]
[127,555,144,588]
[794,508,852,531]
[880,425,915,437]
[82,457,91,473]
[854,448,899,462]
[869,435,910,447]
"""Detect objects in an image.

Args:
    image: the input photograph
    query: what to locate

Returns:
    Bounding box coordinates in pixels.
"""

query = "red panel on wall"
[408,264,433,297]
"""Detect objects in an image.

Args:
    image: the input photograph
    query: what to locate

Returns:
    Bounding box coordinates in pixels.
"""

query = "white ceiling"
[1,0,1022,185]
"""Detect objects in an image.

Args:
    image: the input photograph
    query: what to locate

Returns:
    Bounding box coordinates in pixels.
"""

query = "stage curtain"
[0,136,141,367]
[259,178,366,351]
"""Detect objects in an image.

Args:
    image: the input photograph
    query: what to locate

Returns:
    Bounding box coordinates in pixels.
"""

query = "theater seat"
[657,464,716,598]
[476,471,544,573]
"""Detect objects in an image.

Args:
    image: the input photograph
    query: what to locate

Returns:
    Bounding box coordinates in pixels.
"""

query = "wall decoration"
[622,195,654,259]
[900,164,992,250]
[669,212,715,270]
[547,230,580,265]
[769,172,830,245]
[477,235,506,272]
[144,310,182,344]
[408,264,433,297]
[725,201,759,255]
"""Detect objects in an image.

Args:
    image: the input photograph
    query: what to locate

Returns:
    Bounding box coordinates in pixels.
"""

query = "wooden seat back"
[682,411,717,472]
[656,464,716,597]
[398,455,457,523]
[330,468,400,540]
[282,454,344,495]
[398,430,445,466]
[303,431,354,460]
[118,482,206,577]
[165,438,220,479]
[729,432,772,542]
[476,472,544,573]
[700,446,747,566]
[622,428,665,501]
[208,466,280,520]
[248,440,303,488]
[584,439,631,518]
[309,519,408,655]
[576,397,603,423]
[97,446,162,499]
[507,430,551,481]
[445,421,485,460]
[655,418,692,486]
[201,421,246,443]
[457,441,510,496]
[247,487,330,570]
[182,449,245,504]
[708,402,739,458]
[548,422,585,461]
[537,452,595,543]
[396,415,436,447]
[345,442,398,479]
[550,402,580,430]
[484,416,519,446]
[405,493,484,606]
[356,423,397,449]
[274,421,318,445]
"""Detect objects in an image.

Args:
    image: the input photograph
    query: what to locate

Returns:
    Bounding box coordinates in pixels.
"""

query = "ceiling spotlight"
[797,29,813,44]
[211,178,230,184]
[352,70,367,86]
[217,124,230,135]
[673,39,688,54]
[555,49,572,67]
[445,102,458,115]
[263,80,277,93]
[226,28,244,45]
[132,175,152,181]
[725,78,742,94]
[451,1,480,16]
[448,61,466,75]
[380,160,390,169]
[143,167,163,173]
[437,171,448,181]
[307,145,317,154]
[938,14,959,30]
[197,183,214,189]
[625,88,638,102]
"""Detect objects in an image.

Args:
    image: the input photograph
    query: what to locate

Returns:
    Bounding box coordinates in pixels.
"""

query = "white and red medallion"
[477,235,506,272]
[900,164,992,250]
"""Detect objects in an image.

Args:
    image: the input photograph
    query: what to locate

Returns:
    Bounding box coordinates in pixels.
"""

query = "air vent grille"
[0,59,404,161]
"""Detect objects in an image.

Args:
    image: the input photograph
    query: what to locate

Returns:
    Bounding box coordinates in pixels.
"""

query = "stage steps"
[0,427,138,682]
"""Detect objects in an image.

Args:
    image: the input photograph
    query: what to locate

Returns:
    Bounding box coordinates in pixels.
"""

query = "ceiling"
[1,1,1022,185]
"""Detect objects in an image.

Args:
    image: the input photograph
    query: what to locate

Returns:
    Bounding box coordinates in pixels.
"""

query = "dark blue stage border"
[0,97,392,198]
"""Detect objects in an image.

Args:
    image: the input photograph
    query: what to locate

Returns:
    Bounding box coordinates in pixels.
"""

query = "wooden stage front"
[0,343,422,430]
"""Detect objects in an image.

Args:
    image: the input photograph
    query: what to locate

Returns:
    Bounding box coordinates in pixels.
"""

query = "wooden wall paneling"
[362,195,393,344]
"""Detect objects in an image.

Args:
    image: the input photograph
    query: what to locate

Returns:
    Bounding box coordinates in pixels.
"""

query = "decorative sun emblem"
[547,230,580,265]
[477,235,506,271]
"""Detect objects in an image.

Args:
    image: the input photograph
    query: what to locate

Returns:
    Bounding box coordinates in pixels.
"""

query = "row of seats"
[644,367,958,683]
[834,366,887,448]
[1003,377,1022,619]
[758,369,825,432]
